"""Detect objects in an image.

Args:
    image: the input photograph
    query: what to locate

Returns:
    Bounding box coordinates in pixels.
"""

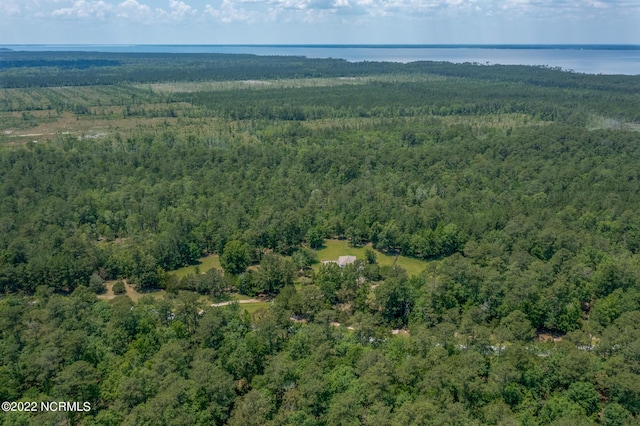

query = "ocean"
[2,44,640,76]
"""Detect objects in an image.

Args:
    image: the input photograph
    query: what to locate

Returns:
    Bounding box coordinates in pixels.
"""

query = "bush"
[89,273,106,294]
[113,280,126,295]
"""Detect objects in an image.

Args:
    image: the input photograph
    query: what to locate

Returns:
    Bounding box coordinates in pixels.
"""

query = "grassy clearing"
[313,239,428,277]
[211,295,271,314]
[233,293,256,301]
[587,115,640,132]
[135,78,367,94]
[241,302,271,314]
[134,74,448,94]
[587,115,624,131]
[0,85,155,112]
[439,113,548,130]
[0,111,184,145]
[171,254,222,279]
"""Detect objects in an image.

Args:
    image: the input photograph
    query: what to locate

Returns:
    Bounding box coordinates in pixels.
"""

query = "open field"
[586,114,640,132]
[0,113,184,145]
[1,71,580,147]
[171,254,222,279]
[211,294,271,314]
[133,74,449,93]
[314,239,429,276]
[240,301,271,313]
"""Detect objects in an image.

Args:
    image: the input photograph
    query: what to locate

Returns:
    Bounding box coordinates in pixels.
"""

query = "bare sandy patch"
[98,279,164,302]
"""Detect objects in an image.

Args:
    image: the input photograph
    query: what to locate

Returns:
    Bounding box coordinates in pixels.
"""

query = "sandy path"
[211,298,263,307]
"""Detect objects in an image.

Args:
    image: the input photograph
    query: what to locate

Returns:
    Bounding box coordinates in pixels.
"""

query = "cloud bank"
[4,0,636,24]
[2,0,638,44]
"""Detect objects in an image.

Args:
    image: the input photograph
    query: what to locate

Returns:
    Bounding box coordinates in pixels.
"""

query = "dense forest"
[1,51,640,425]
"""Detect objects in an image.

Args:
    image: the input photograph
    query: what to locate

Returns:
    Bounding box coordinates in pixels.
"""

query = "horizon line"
[2,43,640,49]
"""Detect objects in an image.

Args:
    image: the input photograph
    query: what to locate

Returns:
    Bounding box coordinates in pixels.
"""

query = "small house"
[322,255,357,268]
[337,256,357,267]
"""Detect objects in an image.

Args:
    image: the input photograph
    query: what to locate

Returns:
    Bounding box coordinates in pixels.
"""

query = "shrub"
[113,280,126,295]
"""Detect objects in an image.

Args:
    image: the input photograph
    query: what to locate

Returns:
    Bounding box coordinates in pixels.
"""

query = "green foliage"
[374,275,413,328]
[292,248,315,272]
[112,279,126,295]
[365,248,377,265]
[178,268,226,298]
[316,263,343,305]
[253,253,295,295]
[566,381,600,417]
[306,227,325,250]
[499,310,536,342]
[220,241,251,275]
[602,403,632,426]
[88,273,106,294]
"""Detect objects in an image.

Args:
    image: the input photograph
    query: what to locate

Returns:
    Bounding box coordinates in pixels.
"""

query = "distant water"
[3,44,640,75]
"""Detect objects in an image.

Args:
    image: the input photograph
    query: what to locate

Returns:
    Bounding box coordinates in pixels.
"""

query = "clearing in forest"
[314,239,428,276]
[98,279,165,302]
[170,254,223,278]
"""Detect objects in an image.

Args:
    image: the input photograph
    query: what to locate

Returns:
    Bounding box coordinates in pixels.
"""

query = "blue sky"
[2,0,639,44]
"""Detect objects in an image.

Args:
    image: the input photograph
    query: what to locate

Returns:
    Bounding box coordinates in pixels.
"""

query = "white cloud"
[51,0,112,18]
[46,0,198,22]
[1,1,22,17]
[9,0,59,18]
[116,0,153,20]
[205,0,260,23]
[157,0,198,21]
[5,0,638,44]
[261,0,483,22]
[23,0,640,24]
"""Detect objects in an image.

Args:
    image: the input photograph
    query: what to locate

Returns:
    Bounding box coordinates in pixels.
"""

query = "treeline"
[0,51,394,88]
[0,59,120,70]
[410,61,640,93]
[1,51,639,96]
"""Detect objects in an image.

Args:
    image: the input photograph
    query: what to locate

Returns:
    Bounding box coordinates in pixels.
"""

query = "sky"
[1,0,639,45]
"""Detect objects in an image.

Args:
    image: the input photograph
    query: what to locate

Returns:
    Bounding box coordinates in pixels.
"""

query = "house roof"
[337,256,357,267]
